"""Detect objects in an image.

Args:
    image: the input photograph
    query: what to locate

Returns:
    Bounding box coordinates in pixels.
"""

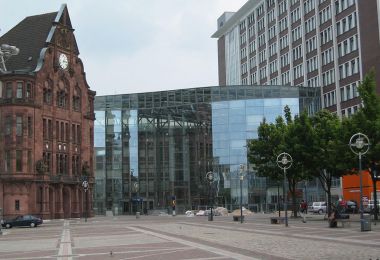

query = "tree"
[310,110,350,216]
[350,70,380,220]
[248,106,315,217]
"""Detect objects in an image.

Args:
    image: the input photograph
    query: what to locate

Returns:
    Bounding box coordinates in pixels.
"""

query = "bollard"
[136,212,140,219]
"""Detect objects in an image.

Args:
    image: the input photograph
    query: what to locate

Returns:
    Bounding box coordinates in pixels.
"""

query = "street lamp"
[276,152,293,227]
[239,164,246,223]
[82,178,89,222]
[206,171,214,221]
[349,133,370,232]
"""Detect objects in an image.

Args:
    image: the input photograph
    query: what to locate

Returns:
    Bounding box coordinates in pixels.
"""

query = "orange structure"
[342,171,377,204]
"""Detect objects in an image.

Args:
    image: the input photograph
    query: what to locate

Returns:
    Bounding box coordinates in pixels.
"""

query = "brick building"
[0,4,96,219]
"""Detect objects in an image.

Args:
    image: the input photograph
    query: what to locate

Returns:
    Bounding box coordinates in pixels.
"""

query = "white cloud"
[0,0,248,96]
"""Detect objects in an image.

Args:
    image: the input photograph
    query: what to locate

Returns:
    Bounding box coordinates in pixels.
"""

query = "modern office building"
[0,5,96,219]
[212,0,380,118]
[94,85,320,215]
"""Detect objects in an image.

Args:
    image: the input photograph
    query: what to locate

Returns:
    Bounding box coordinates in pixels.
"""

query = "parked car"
[1,215,43,228]
[365,200,380,213]
[310,202,327,214]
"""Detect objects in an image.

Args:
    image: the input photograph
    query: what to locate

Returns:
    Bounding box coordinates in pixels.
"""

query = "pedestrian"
[300,200,307,223]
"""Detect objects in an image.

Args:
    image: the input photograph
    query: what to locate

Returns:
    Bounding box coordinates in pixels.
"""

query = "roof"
[0,4,78,74]
[211,0,259,38]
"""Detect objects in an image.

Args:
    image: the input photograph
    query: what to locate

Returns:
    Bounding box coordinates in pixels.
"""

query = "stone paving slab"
[0,214,379,260]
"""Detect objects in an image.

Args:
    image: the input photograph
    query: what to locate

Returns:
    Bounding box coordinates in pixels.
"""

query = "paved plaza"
[0,213,379,260]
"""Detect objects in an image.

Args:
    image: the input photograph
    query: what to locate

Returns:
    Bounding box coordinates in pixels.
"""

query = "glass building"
[94,85,320,215]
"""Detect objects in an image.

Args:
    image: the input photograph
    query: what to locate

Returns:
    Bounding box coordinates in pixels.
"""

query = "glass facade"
[94,85,320,215]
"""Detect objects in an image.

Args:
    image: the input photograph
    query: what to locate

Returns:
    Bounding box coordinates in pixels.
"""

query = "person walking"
[300,200,307,223]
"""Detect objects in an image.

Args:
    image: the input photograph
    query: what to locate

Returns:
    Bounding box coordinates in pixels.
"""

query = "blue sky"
[0,0,247,96]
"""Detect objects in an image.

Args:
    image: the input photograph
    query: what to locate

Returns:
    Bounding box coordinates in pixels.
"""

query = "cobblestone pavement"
[0,213,379,260]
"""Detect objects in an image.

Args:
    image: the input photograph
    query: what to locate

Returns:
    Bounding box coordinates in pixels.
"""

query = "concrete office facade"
[212,0,380,118]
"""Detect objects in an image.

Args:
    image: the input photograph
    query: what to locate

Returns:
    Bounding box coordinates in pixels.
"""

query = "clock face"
[58,53,68,69]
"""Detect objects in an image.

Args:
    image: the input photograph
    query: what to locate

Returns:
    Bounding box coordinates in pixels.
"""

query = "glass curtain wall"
[94,85,320,215]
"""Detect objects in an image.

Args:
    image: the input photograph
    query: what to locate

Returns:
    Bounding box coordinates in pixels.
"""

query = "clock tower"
[0,4,96,220]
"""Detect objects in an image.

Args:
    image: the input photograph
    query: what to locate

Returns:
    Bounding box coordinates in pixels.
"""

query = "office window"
[268,25,276,40]
[270,77,278,85]
[267,9,275,23]
[306,36,317,53]
[248,12,255,25]
[257,4,264,16]
[240,47,247,59]
[306,56,318,73]
[292,45,303,61]
[239,21,246,32]
[250,72,257,85]
[259,50,267,63]
[279,17,288,32]
[293,64,303,79]
[258,33,266,47]
[304,0,315,14]
[305,17,316,34]
[258,17,265,31]
[249,41,256,54]
[335,0,355,14]
[320,27,332,45]
[248,26,255,38]
[280,35,289,50]
[280,53,289,68]
[240,32,247,45]
[15,200,20,211]
[292,26,302,42]
[321,48,334,65]
[319,6,331,24]
[281,71,290,84]
[336,12,357,36]
[279,1,287,15]
[269,60,277,74]
[249,56,257,70]
[269,43,277,57]
[307,76,319,87]
[322,69,335,86]
[259,66,267,80]
[241,62,248,75]
[291,7,301,24]
[338,35,358,57]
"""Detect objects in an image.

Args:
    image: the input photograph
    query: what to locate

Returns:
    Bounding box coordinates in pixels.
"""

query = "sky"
[0,0,247,96]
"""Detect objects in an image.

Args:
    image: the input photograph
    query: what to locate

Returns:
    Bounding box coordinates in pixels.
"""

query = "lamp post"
[239,164,246,223]
[276,152,293,227]
[349,133,370,232]
[82,179,89,222]
[206,171,214,221]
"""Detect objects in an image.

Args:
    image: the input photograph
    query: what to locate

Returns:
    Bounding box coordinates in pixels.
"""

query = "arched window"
[43,79,53,105]
[56,80,68,109]
[72,86,81,111]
